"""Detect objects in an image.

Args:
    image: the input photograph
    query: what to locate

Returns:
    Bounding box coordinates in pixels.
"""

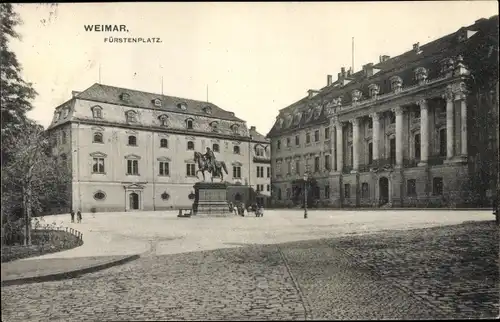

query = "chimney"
[250,126,256,131]
[347,68,352,77]
[362,63,374,77]
[72,91,81,98]
[413,42,421,53]
[379,55,390,63]
[327,74,333,86]
[341,67,346,76]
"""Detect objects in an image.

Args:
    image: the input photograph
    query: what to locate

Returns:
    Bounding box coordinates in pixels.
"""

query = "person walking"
[77,210,82,223]
[70,210,75,223]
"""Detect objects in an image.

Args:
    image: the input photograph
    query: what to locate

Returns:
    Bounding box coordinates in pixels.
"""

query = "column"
[392,106,404,167]
[370,112,380,162]
[350,118,360,172]
[459,95,467,156]
[417,99,429,166]
[445,88,455,160]
[336,119,343,172]
[330,118,336,171]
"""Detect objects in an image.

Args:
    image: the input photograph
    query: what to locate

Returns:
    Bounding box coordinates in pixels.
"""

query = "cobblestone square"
[1,210,498,320]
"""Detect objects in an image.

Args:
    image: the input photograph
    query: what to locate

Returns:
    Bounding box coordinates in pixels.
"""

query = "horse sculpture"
[193,151,228,182]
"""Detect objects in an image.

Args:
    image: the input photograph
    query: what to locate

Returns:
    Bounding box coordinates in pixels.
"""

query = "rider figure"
[204,147,215,173]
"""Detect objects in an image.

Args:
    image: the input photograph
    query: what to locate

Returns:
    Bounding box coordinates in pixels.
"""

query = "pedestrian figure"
[70,210,75,223]
[77,210,82,223]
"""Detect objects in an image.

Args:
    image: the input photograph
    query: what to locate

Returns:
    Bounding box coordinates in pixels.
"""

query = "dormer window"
[120,93,130,102]
[389,76,403,93]
[126,110,137,123]
[153,99,162,107]
[158,114,168,127]
[231,124,240,135]
[276,118,284,129]
[177,102,187,110]
[351,89,363,104]
[63,108,69,119]
[368,84,380,98]
[210,121,219,132]
[186,118,193,129]
[293,113,302,126]
[203,106,212,114]
[414,67,428,85]
[91,105,103,119]
[255,145,265,157]
[440,58,455,77]
[54,111,61,121]
[313,106,322,119]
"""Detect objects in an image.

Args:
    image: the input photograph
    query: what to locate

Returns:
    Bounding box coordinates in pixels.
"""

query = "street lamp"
[303,172,308,219]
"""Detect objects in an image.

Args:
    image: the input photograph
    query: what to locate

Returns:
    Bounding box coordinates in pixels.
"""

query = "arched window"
[126,110,137,123]
[186,119,193,129]
[93,132,103,143]
[213,143,220,152]
[187,141,195,150]
[233,145,240,154]
[158,115,168,127]
[128,135,137,146]
[231,124,240,135]
[91,106,102,119]
[160,138,168,148]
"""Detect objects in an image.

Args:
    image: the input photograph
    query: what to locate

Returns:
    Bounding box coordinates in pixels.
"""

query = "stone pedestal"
[192,182,231,217]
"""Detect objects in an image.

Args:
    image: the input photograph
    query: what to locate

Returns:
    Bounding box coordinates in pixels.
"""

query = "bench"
[177,208,192,217]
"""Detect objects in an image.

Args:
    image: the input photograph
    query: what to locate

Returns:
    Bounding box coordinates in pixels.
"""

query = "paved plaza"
[1,210,498,320]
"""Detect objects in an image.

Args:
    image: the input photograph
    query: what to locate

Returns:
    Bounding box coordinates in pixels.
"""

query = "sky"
[10,2,499,135]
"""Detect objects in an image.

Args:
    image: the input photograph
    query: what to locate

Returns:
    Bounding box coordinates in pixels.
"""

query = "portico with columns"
[322,71,471,207]
[268,17,497,209]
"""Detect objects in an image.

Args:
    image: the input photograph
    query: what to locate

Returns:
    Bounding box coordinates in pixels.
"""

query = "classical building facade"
[267,16,498,208]
[47,83,270,212]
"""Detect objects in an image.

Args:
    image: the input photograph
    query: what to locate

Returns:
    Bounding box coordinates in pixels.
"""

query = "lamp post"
[303,172,308,219]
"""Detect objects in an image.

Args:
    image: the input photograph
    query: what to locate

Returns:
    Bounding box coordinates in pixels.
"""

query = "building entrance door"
[129,192,139,210]
[379,177,389,205]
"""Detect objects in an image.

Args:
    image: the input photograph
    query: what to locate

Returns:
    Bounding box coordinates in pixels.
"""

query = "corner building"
[47,83,270,212]
[267,16,498,208]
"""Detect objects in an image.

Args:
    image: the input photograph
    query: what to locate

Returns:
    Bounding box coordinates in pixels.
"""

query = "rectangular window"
[266,184,270,192]
[287,161,292,174]
[325,127,330,140]
[267,167,270,178]
[277,140,281,150]
[233,166,241,178]
[439,129,446,157]
[296,161,300,175]
[256,166,261,178]
[361,182,369,199]
[286,138,291,147]
[260,167,264,178]
[314,130,320,142]
[407,179,417,196]
[127,160,139,175]
[324,185,330,199]
[433,177,443,196]
[325,155,331,171]
[344,184,351,199]
[390,138,396,164]
[306,133,311,144]
[414,134,421,160]
[186,163,196,177]
[368,142,373,164]
[61,131,67,144]
[159,161,170,176]
[314,156,320,172]
[295,135,300,146]
[92,157,105,173]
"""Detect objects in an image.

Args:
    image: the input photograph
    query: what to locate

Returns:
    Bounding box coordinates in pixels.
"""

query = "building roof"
[76,83,245,122]
[267,15,498,138]
[249,126,270,143]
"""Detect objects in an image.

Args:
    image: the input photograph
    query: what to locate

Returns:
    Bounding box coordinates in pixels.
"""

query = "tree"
[1,122,71,246]
[1,3,38,166]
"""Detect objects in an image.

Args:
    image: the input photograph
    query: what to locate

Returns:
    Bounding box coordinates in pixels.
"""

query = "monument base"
[192,182,232,217]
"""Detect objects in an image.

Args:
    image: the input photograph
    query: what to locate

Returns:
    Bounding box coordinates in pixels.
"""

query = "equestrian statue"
[193,147,228,182]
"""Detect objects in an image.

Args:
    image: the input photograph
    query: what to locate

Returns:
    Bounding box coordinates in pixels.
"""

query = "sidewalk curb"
[1,254,141,287]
